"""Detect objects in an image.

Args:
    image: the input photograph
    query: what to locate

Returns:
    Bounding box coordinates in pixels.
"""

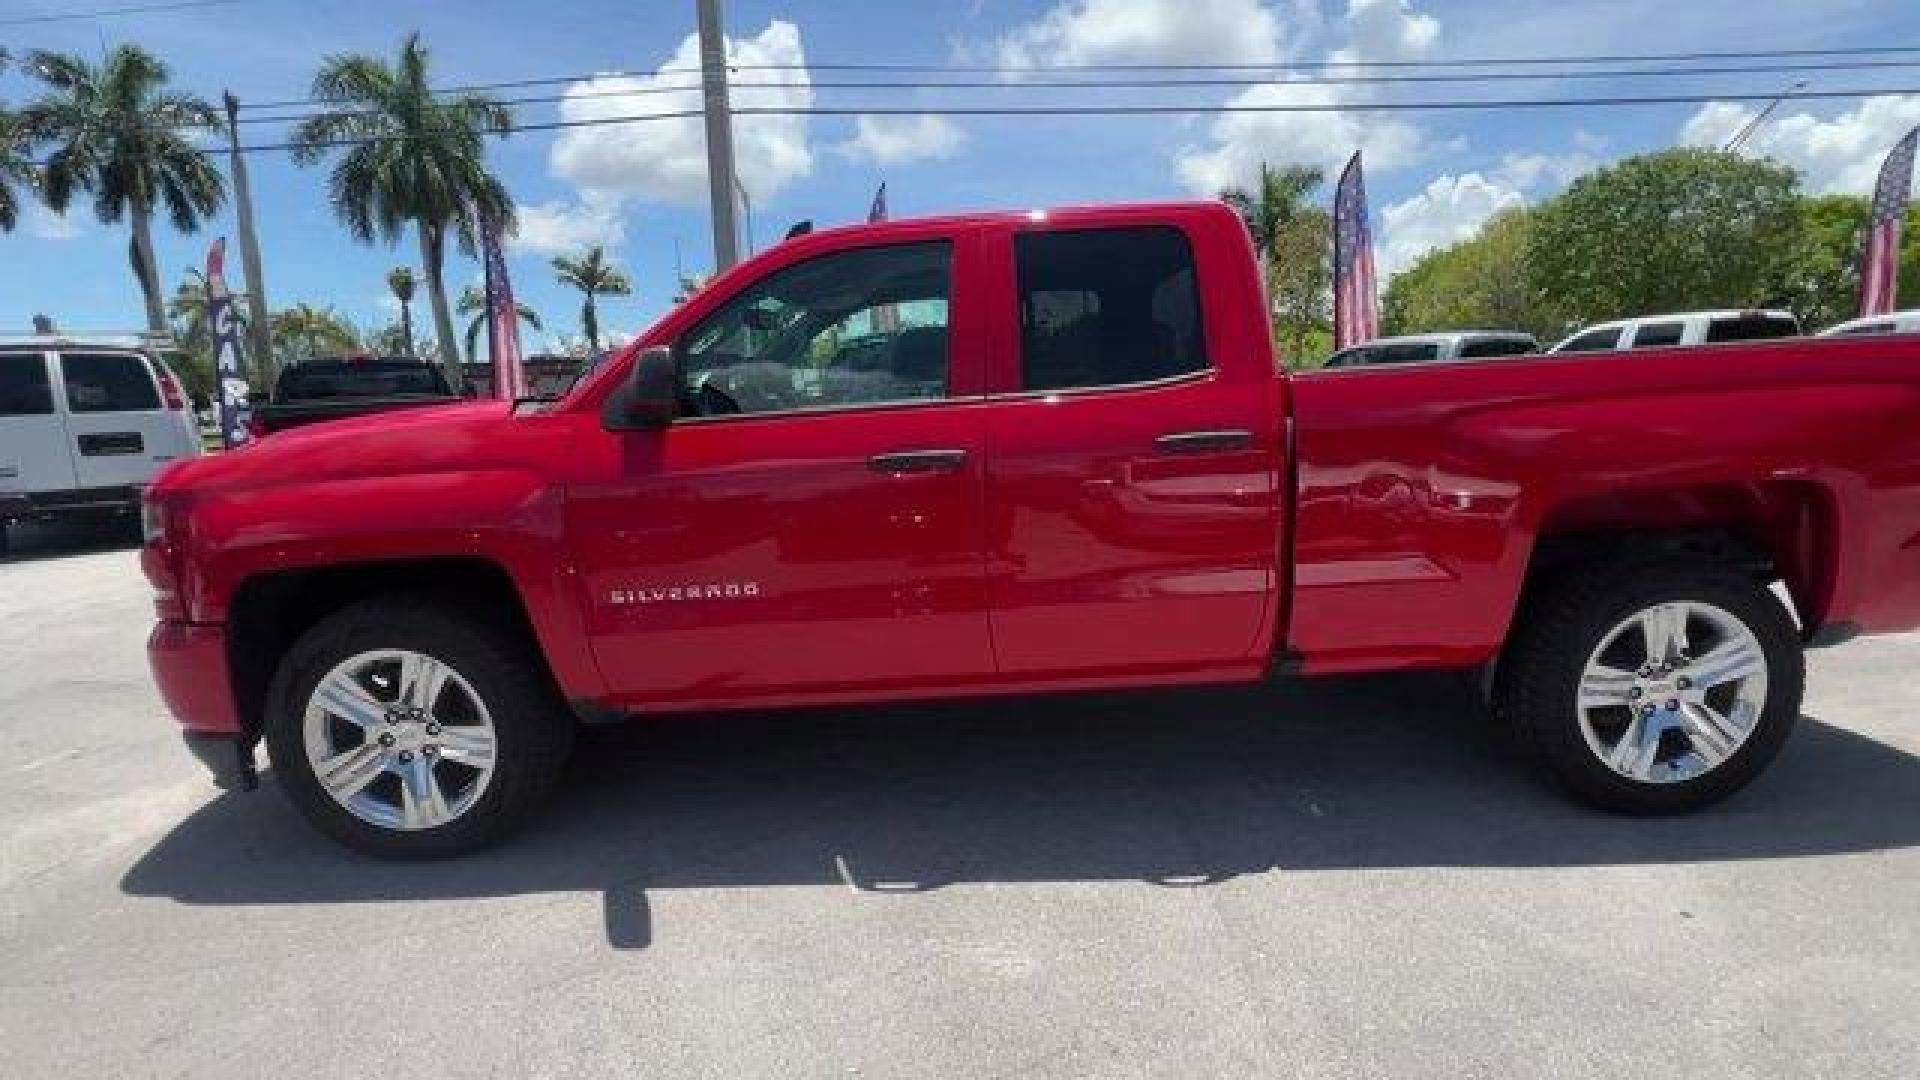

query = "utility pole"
[696,0,740,272]
[223,91,274,383]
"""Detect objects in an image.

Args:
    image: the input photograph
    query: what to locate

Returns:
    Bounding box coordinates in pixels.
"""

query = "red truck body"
[140,201,1920,845]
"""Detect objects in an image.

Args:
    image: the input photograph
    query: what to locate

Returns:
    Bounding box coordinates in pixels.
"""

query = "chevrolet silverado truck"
[142,201,1920,857]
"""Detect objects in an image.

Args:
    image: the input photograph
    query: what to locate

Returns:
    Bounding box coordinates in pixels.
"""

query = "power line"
[0,0,242,26]
[231,57,1920,122]
[237,44,1920,108]
[221,86,1920,156]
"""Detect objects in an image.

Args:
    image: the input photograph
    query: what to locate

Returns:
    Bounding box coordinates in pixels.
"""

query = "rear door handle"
[868,449,969,474]
[1155,429,1254,455]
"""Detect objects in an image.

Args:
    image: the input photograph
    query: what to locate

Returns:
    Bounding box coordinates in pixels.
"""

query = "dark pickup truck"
[249,357,463,437]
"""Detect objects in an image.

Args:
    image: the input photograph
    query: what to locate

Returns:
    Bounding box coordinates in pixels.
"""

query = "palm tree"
[25,45,225,334]
[271,303,360,362]
[1220,163,1330,363]
[1,49,38,234]
[386,266,417,355]
[551,245,632,351]
[456,284,542,362]
[290,33,515,387]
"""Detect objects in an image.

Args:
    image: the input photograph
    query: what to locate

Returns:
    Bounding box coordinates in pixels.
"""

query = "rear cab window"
[58,352,160,413]
[1628,322,1685,349]
[1459,338,1535,359]
[1,352,55,416]
[1706,314,1799,343]
[1015,226,1208,391]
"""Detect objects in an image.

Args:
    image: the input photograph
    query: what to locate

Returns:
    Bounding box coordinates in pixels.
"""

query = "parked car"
[1548,309,1801,354]
[143,201,1920,856]
[1817,310,1920,337]
[1,336,201,555]
[1324,331,1537,368]
[250,355,463,437]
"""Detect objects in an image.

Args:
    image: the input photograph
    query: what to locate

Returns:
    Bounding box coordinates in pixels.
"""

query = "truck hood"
[153,400,521,495]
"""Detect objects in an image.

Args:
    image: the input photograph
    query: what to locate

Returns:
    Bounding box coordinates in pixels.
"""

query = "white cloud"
[1173,0,1441,195]
[511,194,627,256]
[993,0,1286,71]
[836,114,968,165]
[1680,94,1920,195]
[1377,172,1525,278]
[548,20,813,208]
[24,203,81,240]
[1372,142,1602,279]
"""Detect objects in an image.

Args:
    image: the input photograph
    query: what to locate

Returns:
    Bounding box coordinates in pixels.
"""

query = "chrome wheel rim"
[302,649,498,831]
[1577,601,1768,784]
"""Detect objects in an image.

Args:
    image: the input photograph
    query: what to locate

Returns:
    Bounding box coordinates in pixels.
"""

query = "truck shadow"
[121,672,1920,950]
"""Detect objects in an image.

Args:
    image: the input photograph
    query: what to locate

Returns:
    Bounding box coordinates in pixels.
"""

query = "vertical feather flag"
[867,182,898,334]
[1332,151,1379,349]
[481,218,526,400]
[1859,126,1918,318]
[205,237,252,448]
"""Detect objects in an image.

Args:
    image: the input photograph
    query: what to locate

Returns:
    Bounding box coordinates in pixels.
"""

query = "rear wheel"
[263,595,573,857]
[1496,557,1803,813]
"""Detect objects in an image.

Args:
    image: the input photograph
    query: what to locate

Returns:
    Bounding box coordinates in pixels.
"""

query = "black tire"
[263,593,574,857]
[1495,555,1803,814]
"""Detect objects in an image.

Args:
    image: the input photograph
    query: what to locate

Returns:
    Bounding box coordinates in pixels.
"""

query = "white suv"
[1817,310,1920,337]
[1548,310,1801,354]
[0,337,203,555]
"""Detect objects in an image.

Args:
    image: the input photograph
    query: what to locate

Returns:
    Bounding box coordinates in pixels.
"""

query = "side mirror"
[601,345,678,431]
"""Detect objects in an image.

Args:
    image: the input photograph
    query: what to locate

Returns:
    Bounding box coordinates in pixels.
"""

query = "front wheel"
[263,595,574,857]
[1496,557,1804,814]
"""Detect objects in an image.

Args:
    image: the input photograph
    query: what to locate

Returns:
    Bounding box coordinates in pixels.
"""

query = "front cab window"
[678,241,953,418]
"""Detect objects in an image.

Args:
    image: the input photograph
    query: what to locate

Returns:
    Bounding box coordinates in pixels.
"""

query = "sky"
[4,0,1920,350]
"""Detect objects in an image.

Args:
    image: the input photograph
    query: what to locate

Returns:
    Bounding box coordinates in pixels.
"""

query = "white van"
[0,337,203,554]
[1547,309,1801,354]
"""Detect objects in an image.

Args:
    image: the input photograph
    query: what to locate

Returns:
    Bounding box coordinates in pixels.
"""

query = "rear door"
[0,350,79,496]
[979,222,1283,677]
[52,351,186,489]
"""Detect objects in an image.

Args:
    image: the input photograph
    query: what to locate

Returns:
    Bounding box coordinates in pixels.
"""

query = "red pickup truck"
[142,201,1920,857]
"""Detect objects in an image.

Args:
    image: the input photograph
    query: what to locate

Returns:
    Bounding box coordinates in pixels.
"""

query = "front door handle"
[869,449,969,474]
[1155,429,1254,455]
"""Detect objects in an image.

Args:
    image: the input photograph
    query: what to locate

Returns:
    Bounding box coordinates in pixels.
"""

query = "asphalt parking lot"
[1,518,1915,1079]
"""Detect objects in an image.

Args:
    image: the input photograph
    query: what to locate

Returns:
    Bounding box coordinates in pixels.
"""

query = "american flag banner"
[1332,150,1379,349]
[1858,125,1918,318]
[867,182,899,333]
[480,217,526,400]
[868,181,888,223]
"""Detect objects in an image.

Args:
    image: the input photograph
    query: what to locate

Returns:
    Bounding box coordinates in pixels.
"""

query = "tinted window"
[681,241,951,417]
[0,353,55,416]
[1459,337,1536,358]
[1630,322,1685,349]
[276,362,450,400]
[1834,321,1895,336]
[1556,327,1623,353]
[1017,227,1207,391]
[59,352,160,412]
[1368,341,1441,365]
[1707,315,1798,343]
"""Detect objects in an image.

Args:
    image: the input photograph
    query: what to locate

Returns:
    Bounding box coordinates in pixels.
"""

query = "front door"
[571,236,995,706]
[982,223,1283,678]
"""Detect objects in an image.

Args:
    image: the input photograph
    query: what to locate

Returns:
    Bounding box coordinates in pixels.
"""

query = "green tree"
[1527,148,1800,325]
[290,32,515,386]
[25,45,225,334]
[1382,208,1568,341]
[271,303,360,362]
[1220,163,1330,366]
[550,245,632,351]
[456,284,542,362]
[385,266,417,354]
[1776,195,1920,332]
